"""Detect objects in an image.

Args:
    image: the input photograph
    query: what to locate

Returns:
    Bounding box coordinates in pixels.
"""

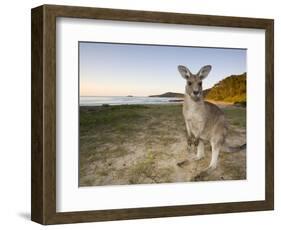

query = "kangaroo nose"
[193,91,199,95]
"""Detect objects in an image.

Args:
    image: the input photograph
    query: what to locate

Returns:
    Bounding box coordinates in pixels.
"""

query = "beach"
[79,103,246,186]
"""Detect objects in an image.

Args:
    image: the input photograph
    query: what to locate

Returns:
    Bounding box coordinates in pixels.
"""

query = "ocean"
[80,96,183,106]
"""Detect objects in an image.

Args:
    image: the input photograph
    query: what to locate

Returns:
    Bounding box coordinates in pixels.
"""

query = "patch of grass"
[222,107,246,128]
[97,169,109,177]
[80,106,145,134]
[128,151,173,184]
[79,104,183,159]
[128,151,156,184]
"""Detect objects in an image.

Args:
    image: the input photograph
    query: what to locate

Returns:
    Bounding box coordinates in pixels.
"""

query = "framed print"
[31,4,274,225]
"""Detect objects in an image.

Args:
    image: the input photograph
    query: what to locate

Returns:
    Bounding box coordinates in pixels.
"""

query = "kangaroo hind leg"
[208,140,223,170]
[195,140,205,160]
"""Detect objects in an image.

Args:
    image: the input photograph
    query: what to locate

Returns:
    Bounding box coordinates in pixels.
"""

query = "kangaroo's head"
[177,65,212,101]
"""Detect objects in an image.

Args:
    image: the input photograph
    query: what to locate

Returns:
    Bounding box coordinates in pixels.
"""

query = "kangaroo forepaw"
[187,137,193,146]
[187,136,199,147]
[194,138,199,147]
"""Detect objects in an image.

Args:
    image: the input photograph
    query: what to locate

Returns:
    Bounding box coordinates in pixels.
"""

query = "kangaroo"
[177,65,246,171]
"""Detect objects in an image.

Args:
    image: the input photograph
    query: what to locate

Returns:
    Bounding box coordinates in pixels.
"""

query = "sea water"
[80,96,183,106]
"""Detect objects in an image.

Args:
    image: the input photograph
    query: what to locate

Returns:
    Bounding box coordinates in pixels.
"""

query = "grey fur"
[178,65,246,170]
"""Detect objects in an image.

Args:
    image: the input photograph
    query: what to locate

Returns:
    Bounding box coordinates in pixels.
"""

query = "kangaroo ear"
[178,65,192,79]
[198,65,212,80]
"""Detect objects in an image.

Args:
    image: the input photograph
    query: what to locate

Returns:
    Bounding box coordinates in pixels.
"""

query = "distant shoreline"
[79,102,183,107]
[79,95,184,107]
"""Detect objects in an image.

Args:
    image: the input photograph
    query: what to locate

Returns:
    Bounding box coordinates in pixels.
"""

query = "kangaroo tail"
[221,143,246,153]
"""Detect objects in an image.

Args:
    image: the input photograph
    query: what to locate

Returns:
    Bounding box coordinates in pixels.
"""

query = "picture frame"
[31,4,274,225]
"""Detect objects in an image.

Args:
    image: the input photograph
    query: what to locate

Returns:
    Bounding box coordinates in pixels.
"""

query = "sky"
[79,42,246,97]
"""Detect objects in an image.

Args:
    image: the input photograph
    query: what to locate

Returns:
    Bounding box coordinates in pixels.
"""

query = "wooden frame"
[31,4,274,225]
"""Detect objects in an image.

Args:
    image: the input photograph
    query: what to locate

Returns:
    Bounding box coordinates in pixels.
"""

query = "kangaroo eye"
[198,81,202,86]
[188,81,192,86]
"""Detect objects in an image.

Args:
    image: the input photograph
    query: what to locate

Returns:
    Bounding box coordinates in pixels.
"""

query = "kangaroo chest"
[183,101,206,137]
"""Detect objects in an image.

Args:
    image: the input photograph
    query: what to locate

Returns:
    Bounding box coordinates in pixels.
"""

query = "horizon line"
[80,72,247,97]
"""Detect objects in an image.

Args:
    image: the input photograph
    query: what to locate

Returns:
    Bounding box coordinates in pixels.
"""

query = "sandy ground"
[79,104,246,186]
